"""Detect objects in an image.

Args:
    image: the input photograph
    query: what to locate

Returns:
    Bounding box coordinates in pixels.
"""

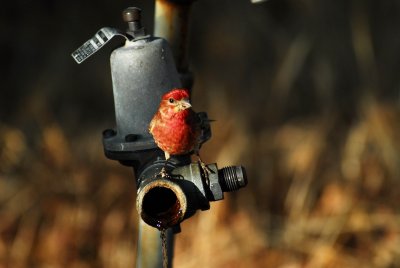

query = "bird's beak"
[179,98,192,110]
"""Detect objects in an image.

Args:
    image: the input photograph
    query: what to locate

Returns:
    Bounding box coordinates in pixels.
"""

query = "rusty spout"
[137,178,187,229]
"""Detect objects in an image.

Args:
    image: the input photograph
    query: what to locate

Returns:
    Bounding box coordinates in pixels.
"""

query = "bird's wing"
[149,115,156,134]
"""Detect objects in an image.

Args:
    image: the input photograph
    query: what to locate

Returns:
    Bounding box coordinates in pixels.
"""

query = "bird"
[149,88,211,177]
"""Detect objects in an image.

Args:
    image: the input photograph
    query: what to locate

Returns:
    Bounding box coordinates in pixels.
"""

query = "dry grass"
[0,125,138,267]
[2,100,400,267]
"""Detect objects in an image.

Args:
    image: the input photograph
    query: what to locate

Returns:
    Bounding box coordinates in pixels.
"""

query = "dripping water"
[141,206,184,268]
[160,228,168,268]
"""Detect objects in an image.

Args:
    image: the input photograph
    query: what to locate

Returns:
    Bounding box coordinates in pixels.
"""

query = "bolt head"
[122,7,141,22]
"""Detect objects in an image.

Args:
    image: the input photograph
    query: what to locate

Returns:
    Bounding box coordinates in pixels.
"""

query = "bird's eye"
[168,98,175,103]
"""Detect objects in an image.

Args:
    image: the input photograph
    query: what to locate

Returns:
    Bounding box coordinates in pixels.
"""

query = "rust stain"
[157,0,175,21]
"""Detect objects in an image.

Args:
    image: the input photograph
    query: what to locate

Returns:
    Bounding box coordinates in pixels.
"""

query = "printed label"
[71,27,128,64]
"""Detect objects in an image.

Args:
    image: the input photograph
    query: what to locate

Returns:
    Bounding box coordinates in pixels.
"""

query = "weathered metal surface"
[103,37,182,154]
[136,160,247,229]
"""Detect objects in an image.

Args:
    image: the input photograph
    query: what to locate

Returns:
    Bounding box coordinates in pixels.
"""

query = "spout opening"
[137,179,187,229]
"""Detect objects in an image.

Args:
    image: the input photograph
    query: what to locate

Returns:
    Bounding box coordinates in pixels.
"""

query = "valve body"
[104,37,182,158]
[73,6,247,231]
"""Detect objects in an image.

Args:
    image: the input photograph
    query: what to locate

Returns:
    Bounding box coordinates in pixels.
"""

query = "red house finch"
[149,88,209,176]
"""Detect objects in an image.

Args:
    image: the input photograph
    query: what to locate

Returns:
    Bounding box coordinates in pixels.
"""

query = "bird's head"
[160,88,192,116]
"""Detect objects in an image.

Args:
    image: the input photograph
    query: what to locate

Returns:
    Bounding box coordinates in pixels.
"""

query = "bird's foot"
[198,160,213,186]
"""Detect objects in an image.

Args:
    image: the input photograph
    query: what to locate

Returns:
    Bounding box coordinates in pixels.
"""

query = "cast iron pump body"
[72,7,247,230]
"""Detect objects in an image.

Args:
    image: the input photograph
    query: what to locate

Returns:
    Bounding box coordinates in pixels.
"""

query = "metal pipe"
[136,160,248,229]
[137,178,187,229]
[154,0,195,88]
[136,220,174,268]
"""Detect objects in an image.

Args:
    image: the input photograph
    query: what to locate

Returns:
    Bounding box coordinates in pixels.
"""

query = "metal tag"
[71,27,129,64]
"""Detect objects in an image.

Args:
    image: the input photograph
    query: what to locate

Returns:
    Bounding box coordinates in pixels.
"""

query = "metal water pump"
[72,5,247,266]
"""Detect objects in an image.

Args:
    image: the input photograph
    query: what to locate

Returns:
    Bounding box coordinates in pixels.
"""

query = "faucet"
[72,6,247,230]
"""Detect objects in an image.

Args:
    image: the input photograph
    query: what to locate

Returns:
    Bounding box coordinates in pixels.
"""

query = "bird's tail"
[196,112,214,149]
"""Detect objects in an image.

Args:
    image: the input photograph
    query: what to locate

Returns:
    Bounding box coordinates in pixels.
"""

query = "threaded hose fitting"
[218,166,247,192]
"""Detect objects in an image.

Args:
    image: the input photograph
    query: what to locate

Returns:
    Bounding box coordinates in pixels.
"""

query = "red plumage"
[149,88,200,159]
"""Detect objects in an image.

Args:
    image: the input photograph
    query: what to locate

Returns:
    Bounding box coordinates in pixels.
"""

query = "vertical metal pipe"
[135,2,195,267]
[136,220,174,268]
[154,0,194,88]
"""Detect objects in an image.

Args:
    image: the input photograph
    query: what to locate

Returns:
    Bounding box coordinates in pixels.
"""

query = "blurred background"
[2,0,400,267]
